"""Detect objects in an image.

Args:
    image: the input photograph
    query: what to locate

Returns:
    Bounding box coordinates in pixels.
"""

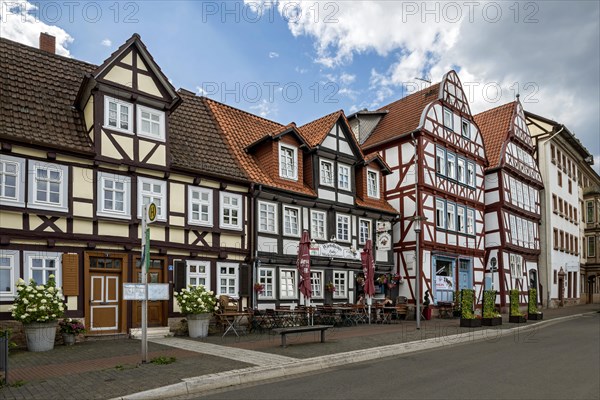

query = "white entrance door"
[90,274,120,333]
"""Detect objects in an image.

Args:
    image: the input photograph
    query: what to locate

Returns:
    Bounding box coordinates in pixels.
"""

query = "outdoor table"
[275,309,304,327]
[220,312,249,337]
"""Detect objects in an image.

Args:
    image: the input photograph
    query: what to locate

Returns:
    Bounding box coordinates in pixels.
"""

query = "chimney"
[39,32,56,54]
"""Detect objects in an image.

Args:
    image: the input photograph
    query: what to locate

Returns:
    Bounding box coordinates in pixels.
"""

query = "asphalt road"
[193,313,600,400]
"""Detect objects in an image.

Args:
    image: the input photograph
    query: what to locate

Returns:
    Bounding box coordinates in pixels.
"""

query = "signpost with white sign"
[140,203,156,363]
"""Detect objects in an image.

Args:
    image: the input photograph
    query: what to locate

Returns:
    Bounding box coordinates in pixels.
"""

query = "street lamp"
[412,215,427,330]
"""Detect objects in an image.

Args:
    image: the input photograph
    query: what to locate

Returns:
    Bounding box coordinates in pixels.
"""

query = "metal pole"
[415,231,421,330]
[141,205,148,364]
[413,133,421,330]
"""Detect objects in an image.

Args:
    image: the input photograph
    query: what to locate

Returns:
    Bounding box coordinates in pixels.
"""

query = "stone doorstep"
[129,327,172,340]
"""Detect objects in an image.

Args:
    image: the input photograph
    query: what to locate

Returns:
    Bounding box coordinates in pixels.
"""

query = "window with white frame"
[528,220,535,248]
[359,219,371,244]
[28,162,68,212]
[98,172,131,219]
[516,218,523,246]
[279,268,297,298]
[310,270,323,298]
[283,205,300,237]
[447,203,456,231]
[0,251,19,299]
[447,152,456,180]
[220,192,242,230]
[137,105,165,141]
[217,263,238,297]
[258,267,275,298]
[457,158,466,184]
[311,210,326,240]
[510,214,518,243]
[0,155,25,207]
[457,206,465,233]
[467,162,475,187]
[320,159,334,186]
[436,199,446,229]
[510,254,524,278]
[461,119,470,138]
[443,108,453,130]
[436,147,446,175]
[138,177,166,220]
[104,96,133,133]
[338,163,351,191]
[24,251,61,285]
[279,143,297,180]
[188,187,213,226]
[258,201,277,233]
[466,209,475,236]
[336,213,350,242]
[333,271,347,298]
[186,260,210,289]
[367,169,379,198]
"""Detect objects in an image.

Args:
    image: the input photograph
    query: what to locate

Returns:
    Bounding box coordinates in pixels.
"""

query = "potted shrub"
[325,282,336,293]
[509,289,526,323]
[459,289,481,327]
[422,290,432,320]
[174,285,217,338]
[527,288,543,320]
[10,276,65,352]
[481,290,502,326]
[452,290,462,318]
[58,318,86,345]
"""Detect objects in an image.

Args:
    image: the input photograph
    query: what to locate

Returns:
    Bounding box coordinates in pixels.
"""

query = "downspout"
[411,131,421,330]
[249,183,263,308]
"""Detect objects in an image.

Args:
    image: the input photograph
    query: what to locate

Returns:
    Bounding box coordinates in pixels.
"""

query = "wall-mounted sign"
[310,242,360,260]
[377,233,392,250]
[435,275,454,290]
[377,221,391,233]
[123,283,170,301]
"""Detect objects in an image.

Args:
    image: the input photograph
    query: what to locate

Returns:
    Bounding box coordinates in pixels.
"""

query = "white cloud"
[268,51,279,58]
[339,72,355,85]
[101,39,112,47]
[250,99,278,118]
[0,0,73,57]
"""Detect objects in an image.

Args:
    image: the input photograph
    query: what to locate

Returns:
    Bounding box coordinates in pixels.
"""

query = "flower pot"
[509,315,527,323]
[62,333,76,346]
[482,317,502,326]
[187,313,211,338]
[23,321,58,352]
[527,312,543,321]
[460,318,482,327]
[422,307,432,320]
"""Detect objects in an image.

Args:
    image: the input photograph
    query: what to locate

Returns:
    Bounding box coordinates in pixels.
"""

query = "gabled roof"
[364,152,392,175]
[525,111,593,159]
[169,90,247,180]
[244,123,308,153]
[298,109,364,158]
[362,83,441,150]
[204,98,316,196]
[473,101,515,170]
[0,37,95,153]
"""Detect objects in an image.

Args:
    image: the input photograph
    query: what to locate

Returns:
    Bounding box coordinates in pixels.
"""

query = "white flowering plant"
[173,285,217,315]
[11,275,65,324]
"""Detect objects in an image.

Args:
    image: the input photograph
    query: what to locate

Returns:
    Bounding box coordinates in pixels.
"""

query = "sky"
[1,0,599,173]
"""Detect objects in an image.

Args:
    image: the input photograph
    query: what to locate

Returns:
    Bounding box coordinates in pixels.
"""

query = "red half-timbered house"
[474,99,543,310]
[352,71,487,313]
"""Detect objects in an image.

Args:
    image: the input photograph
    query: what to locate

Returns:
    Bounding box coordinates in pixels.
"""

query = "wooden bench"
[271,325,333,347]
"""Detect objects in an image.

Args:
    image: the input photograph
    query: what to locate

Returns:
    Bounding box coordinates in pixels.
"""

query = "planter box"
[509,315,527,323]
[482,317,502,326]
[460,318,482,327]
[528,312,543,321]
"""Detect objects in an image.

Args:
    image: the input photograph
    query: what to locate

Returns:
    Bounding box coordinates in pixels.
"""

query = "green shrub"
[528,288,539,314]
[509,290,523,316]
[460,289,475,319]
[483,290,500,318]
[453,290,462,313]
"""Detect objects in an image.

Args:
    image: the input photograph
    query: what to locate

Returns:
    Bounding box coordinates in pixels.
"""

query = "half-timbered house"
[579,164,600,304]
[526,111,592,307]
[204,100,398,308]
[352,71,487,314]
[0,34,251,336]
[474,99,543,310]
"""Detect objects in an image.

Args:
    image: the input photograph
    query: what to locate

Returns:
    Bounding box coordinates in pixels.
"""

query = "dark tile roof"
[0,37,95,153]
[474,102,515,170]
[169,91,247,180]
[362,83,441,150]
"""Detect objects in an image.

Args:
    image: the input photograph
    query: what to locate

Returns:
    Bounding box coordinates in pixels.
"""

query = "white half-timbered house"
[474,99,543,310]
[353,71,487,313]
[205,101,398,308]
[0,34,251,337]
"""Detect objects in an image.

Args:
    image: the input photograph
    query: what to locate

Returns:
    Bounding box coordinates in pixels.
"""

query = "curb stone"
[111,312,594,400]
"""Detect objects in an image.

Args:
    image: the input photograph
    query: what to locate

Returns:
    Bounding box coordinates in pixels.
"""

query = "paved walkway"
[0,303,597,400]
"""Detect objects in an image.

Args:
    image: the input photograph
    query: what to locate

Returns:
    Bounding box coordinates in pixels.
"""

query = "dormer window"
[461,119,470,139]
[320,159,334,186]
[338,163,351,191]
[104,96,133,133]
[279,143,297,180]
[137,105,165,141]
[367,169,380,199]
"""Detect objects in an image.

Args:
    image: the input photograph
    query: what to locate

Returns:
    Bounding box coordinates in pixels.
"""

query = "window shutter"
[174,260,186,292]
[240,264,250,297]
[62,253,79,296]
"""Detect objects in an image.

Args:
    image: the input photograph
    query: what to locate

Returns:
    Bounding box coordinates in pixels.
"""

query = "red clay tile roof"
[362,83,441,150]
[298,110,342,147]
[474,101,515,170]
[204,98,316,196]
[355,198,398,214]
[0,37,95,153]
[169,91,247,180]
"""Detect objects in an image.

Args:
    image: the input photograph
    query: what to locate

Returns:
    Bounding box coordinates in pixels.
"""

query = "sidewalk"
[1,304,598,400]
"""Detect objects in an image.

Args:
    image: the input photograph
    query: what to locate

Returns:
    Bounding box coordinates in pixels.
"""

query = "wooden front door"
[132,257,167,327]
[86,254,127,334]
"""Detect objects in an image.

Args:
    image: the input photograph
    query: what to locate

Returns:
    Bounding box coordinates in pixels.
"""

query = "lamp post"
[413,215,425,330]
